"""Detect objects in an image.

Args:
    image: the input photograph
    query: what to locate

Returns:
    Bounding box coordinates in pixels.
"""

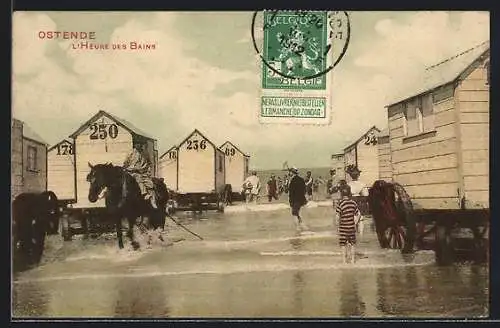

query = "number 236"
[186,139,207,150]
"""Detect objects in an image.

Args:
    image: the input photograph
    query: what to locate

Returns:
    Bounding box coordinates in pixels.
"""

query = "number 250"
[89,123,119,140]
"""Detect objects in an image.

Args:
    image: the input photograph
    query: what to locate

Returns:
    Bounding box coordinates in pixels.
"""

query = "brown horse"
[87,163,169,250]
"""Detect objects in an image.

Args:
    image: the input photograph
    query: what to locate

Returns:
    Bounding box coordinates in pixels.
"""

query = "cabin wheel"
[17,218,46,267]
[372,181,416,254]
[378,224,408,250]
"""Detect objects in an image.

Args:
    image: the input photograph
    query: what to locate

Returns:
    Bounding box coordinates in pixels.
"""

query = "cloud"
[352,11,489,102]
[12,11,490,170]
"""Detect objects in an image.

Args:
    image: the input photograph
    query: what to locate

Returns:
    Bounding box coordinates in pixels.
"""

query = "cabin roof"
[178,129,220,151]
[14,119,47,145]
[69,110,156,140]
[159,145,178,159]
[387,41,490,107]
[343,125,381,151]
[48,139,72,152]
[220,141,250,157]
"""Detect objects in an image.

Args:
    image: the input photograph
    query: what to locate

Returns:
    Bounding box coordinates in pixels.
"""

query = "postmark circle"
[251,10,350,82]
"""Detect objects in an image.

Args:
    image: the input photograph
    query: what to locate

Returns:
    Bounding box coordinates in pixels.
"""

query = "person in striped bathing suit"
[335,184,361,264]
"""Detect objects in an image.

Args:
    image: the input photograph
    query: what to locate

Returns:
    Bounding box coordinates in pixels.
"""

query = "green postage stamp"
[256,10,350,124]
[261,11,328,90]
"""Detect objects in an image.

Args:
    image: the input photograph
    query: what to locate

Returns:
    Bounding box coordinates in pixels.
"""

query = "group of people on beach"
[241,165,369,264]
[245,170,330,205]
[286,165,369,264]
[119,143,366,264]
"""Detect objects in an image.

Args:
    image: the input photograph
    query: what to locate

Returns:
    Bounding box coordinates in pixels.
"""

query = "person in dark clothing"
[288,167,308,231]
[266,174,279,202]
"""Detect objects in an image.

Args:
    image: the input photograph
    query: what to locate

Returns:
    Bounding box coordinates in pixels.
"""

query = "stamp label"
[261,96,327,118]
[252,10,351,125]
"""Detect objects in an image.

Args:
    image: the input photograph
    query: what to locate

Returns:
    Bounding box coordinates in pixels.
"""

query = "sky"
[12,11,489,170]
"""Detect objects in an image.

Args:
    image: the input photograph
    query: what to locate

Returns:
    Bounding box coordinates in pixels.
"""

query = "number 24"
[364,134,377,145]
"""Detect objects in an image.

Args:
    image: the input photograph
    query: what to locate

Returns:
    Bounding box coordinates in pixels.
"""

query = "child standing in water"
[335,184,361,264]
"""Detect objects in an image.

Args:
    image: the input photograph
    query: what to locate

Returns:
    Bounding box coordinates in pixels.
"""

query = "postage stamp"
[253,10,351,124]
[261,10,329,89]
[11,9,491,320]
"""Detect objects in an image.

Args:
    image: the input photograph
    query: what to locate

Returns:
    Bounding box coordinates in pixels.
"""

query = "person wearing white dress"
[346,165,368,235]
[243,171,261,205]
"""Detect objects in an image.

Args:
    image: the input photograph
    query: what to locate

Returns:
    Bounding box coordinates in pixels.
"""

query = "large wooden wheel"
[370,181,417,254]
[14,216,46,268]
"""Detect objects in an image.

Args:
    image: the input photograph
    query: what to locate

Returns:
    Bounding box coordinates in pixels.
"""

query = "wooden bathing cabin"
[343,125,381,186]
[377,128,392,183]
[385,41,489,210]
[47,139,76,204]
[69,110,158,208]
[176,129,225,195]
[219,141,250,196]
[158,146,178,191]
[11,119,48,200]
[330,153,345,180]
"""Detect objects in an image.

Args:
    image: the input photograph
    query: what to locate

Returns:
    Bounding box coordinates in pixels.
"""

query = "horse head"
[87,162,117,203]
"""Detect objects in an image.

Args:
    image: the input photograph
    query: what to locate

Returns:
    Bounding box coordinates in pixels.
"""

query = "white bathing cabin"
[11,119,48,199]
[176,129,226,194]
[158,146,178,191]
[377,129,393,183]
[385,41,489,209]
[330,153,345,180]
[219,141,250,194]
[69,110,158,208]
[343,125,381,187]
[47,139,76,202]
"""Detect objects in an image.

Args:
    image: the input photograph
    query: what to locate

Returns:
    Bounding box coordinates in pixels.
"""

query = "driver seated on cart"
[123,142,158,209]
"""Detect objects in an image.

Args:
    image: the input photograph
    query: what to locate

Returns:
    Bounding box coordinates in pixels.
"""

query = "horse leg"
[146,215,153,249]
[116,216,124,249]
[127,217,140,251]
[156,210,165,242]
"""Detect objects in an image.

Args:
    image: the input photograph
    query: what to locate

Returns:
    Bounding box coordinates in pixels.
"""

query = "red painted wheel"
[370,181,416,253]
[379,225,407,249]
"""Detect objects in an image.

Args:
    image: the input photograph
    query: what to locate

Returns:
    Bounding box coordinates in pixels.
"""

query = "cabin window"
[420,93,435,132]
[403,94,434,137]
[27,145,38,172]
[403,99,419,136]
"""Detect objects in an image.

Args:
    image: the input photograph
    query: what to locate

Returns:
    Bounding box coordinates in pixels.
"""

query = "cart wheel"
[16,218,46,267]
[59,213,72,241]
[435,224,454,266]
[372,182,416,253]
